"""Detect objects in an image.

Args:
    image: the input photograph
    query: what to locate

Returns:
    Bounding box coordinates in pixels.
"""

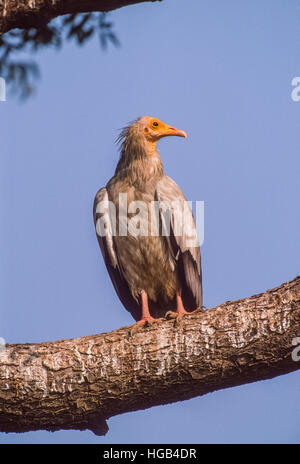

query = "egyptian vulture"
[93,116,202,326]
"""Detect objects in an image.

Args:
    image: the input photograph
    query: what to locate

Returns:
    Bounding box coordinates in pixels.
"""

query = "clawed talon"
[165,310,178,319]
[130,317,160,335]
[165,310,187,328]
[165,310,186,318]
[174,313,185,326]
[138,316,157,326]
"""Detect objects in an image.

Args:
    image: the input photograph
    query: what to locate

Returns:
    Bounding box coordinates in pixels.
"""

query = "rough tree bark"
[0,276,299,436]
[0,0,160,34]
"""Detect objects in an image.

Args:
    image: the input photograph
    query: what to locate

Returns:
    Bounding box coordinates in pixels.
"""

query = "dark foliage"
[0,12,119,99]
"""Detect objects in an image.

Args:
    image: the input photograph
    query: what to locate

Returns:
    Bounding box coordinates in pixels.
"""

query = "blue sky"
[1,0,300,444]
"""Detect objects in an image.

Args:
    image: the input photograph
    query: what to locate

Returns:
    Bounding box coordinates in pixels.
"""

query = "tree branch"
[0,276,299,436]
[0,0,161,34]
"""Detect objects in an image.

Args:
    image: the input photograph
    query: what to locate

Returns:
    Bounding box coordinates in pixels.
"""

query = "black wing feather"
[93,188,141,321]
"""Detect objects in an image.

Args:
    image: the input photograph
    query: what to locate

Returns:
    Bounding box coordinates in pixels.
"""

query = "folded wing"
[155,176,203,310]
[93,188,141,321]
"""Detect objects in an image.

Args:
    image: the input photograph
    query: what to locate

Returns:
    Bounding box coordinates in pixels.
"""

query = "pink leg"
[166,291,189,319]
[136,290,158,325]
[176,291,189,315]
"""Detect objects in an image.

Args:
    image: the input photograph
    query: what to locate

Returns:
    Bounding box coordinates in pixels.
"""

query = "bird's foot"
[165,310,188,327]
[130,316,160,335]
[137,315,160,326]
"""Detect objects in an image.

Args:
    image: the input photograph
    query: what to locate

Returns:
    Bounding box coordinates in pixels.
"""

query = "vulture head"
[116,116,187,173]
[139,116,187,142]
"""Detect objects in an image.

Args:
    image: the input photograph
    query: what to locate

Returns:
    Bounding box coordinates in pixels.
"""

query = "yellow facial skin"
[143,117,187,156]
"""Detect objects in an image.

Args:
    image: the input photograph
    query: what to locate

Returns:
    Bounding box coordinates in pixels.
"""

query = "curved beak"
[165,125,188,139]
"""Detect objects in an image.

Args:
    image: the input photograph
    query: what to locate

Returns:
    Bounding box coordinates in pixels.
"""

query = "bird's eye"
[152,121,159,127]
